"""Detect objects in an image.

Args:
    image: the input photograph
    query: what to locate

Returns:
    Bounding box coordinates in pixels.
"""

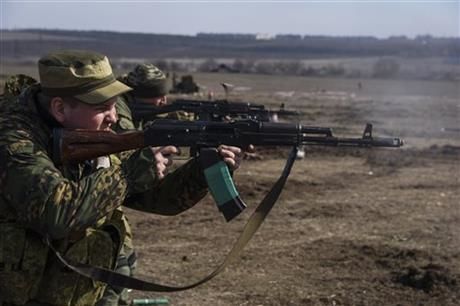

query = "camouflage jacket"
[0,85,208,306]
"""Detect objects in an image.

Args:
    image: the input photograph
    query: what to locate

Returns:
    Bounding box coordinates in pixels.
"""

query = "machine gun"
[53,120,402,221]
[131,99,302,122]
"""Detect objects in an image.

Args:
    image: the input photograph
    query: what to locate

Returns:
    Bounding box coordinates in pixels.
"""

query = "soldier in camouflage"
[103,63,194,306]
[115,63,168,131]
[0,50,243,306]
[115,63,193,133]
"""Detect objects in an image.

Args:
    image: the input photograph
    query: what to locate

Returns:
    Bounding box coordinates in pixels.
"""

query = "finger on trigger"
[162,145,179,156]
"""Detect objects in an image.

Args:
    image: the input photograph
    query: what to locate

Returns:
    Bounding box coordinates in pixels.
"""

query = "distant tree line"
[3,30,459,81]
[2,29,459,60]
[120,57,455,81]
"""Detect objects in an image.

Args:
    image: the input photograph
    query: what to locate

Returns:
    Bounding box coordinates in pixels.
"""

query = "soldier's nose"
[106,109,117,123]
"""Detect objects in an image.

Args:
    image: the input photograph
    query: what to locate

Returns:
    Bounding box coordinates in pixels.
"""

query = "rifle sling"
[46,146,299,292]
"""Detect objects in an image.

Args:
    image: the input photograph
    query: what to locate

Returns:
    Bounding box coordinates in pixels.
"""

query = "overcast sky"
[1,1,459,38]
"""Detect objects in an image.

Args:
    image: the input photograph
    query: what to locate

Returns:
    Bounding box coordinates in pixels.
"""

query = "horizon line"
[2,27,458,40]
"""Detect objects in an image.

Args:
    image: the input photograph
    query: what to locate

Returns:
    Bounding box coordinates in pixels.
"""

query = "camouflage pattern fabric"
[114,93,140,131]
[0,85,208,305]
[38,50,131,105]
[96,245,136,306]
[98,153,136,306]
[126,64,165,86]
[125,64,167,98]
[2,74,38,98]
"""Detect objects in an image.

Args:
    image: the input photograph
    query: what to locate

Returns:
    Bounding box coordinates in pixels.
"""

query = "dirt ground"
[125,74,459,305]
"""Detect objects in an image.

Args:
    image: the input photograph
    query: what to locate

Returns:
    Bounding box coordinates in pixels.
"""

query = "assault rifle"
[51,119,404,293]
[131,99,303,122]
[53,120,403,222]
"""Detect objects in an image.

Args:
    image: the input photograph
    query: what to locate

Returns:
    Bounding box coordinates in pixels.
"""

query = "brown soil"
[127,75,460,305]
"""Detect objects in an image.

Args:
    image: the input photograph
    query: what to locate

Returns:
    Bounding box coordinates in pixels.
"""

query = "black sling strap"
[47,147,298,292]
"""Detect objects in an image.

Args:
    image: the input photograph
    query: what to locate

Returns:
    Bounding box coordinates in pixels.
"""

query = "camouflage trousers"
[96,250,137,306]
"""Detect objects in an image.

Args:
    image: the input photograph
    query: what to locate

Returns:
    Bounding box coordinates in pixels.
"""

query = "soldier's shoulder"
[3,74,38,98]
[0,94,24,116]
[116,95,132,116]
[113,95,136,132]
[0,88,46,140]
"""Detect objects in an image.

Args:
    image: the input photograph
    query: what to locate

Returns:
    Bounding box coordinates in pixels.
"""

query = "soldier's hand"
[152,146,179,179]
[217,145,245,171]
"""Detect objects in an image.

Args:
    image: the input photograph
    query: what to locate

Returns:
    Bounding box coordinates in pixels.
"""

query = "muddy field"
[121,73,459,306]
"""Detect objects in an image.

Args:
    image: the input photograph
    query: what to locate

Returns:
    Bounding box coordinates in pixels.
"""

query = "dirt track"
[127,74,460,305]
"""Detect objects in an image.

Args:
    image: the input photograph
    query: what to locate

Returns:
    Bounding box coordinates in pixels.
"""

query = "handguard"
[199,148,247,222]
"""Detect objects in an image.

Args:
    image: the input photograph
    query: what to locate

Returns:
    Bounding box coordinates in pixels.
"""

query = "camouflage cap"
[38,50,132,104]
[125,64,167,98]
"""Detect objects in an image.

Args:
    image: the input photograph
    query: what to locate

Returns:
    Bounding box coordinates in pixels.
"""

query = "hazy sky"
[1,1,459,38]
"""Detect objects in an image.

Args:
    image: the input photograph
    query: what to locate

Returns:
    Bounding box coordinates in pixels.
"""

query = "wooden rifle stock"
[53,129,144,164]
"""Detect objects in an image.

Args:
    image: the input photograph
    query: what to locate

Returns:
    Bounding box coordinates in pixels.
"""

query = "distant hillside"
[2,29,459,60]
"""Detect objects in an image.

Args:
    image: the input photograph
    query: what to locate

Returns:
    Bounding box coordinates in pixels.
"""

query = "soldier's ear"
[49,97,66,124]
